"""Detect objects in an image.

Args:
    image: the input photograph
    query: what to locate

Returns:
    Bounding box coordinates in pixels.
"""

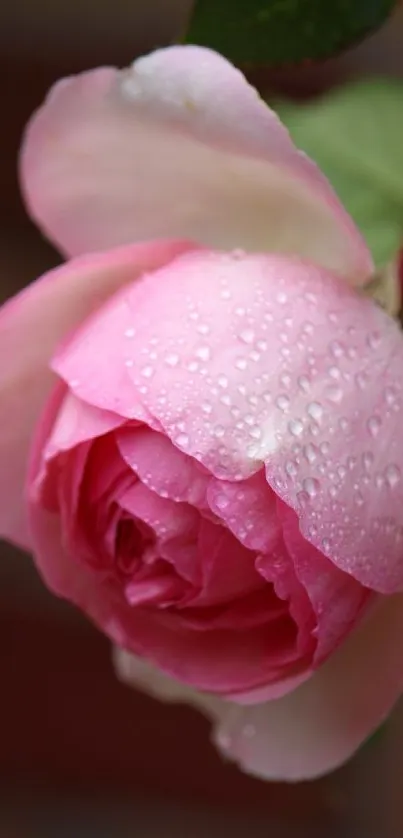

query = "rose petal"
[115,594,403,780]
[21,46,371,281]
[212,594,403,780]
[276,500,370,663]
[0,239,188,547]
[55,249,403,593]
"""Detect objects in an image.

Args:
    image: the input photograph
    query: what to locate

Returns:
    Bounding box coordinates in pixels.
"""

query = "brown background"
[1,3,403,835]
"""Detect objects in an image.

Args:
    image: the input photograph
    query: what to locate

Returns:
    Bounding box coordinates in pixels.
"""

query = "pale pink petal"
[0,239,188,547]
[54,249,403,593]
[213,594,403,780]
[21,46,371,282]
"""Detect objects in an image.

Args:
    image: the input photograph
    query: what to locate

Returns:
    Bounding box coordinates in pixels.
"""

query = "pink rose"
[2,46,403,781]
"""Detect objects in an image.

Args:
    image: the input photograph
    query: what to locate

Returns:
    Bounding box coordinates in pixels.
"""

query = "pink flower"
[1,45,403,781]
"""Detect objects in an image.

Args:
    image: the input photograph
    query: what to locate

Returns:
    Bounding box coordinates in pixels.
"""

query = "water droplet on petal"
[197,323,210,335]
[202,401,212,414]
[218,375,228,389]
[235,358,248,371]
[367,416,381,438]
[303,477,320,498]
[329,340,344,358]
[289,418,304,437]
[304,443,317,464]
[141,365,154,378]
[285,460,298,476]
[196,345,211,362]
[175,433,189,448]
[385,464,401,489]
[307,402,323,422]
[239,328,255,345]
[276,394,290,413]
[214,425,225,438]
[124,327,136,338]
[165,353,179,367]
[298,376,310,393]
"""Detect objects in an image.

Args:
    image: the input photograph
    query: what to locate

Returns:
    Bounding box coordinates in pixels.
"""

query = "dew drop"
[216,495,230,510]
[124,327,136,338]
[307,401,323,422]
[187,360,199,372]
[280,373,292,389]
[328,366,341,380]
[218,375,228,389]
[276,290,288,304]
[385,464,401,489]
[235,357,248,371]
[375,474,385,490]
[249,426,262,440]
[355,490,364,507]
[196,345,211,362]
[384,386,398,406]
[214,425,225,438]
[239,328,255,345]
[175,433,189,448]
[304,443,317,464]
[289,418,304,437]
[140,365,154,378]
[165,353,179,367]
[322,537,331,552]
[329,340,344,358]
[197,323,210,335]
[125,358,134,368]
[298,375,310,393]
[220,288,231,300]
[355,372,368,390]
[257,339,268,351]
[303,477,320,498]
[367,415,381,438]
[276,394,290,413]
[285,460,298,477]
[202,401,212,414]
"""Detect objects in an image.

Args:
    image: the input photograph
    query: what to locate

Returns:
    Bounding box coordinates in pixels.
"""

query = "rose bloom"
[1,46,403,781]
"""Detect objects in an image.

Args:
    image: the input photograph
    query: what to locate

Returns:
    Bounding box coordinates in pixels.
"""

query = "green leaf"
[275,79,403,267]
[185,0,396,66]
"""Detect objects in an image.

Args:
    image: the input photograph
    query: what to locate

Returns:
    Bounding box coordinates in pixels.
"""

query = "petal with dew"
[21,46,371,282]
[55,249,403,593]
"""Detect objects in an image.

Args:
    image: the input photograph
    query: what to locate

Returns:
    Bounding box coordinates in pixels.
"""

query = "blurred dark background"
[2,2,403,835]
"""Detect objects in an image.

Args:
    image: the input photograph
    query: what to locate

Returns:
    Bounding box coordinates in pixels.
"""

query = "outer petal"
[0,239,189,547]
[21,46,371,282]
[55,249,403,593]
[114,595,403,781]
[212,595,403,781]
